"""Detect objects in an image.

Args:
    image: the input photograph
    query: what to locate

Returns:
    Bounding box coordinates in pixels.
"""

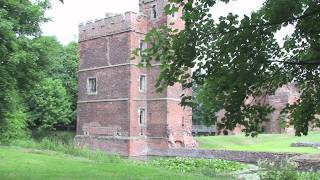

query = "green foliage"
[0,0,49,59]
[0,0,48,107]
[28,78,72,131]
[0,90,29,143]
[0,0,49,142]
[148,157,244,175]
[28,37,79,127]
[137,0,320,136]
[258,160,320,180]
[192,84,209,125]
[11,137,121,163]
[0,1,79,142]
[54,42,79,122]
[31,130,75,143]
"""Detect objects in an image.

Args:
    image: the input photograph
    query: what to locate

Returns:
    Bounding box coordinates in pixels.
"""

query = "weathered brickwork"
[264,84,300,133]
[75,0,197,156]
[217,84,300,135]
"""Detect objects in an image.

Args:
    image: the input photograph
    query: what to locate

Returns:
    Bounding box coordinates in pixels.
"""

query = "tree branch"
[269,59,320,65]
[210,8,320,35]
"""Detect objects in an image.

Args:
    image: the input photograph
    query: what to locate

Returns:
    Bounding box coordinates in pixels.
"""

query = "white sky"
[42,0,291,45]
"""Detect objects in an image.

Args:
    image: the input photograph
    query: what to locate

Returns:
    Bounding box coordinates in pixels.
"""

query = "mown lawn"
[0,147,216,180]
[196,131,320,154]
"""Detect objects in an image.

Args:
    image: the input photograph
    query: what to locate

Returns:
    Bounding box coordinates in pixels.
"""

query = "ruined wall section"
[264,84,300,133]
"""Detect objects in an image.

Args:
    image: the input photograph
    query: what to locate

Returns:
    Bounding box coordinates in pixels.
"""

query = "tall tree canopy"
[139,0,320,136]
[0,0,49,141]
[0,1,79,142]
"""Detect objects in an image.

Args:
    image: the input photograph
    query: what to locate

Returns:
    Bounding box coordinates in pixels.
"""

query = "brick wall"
[76,0,196,156]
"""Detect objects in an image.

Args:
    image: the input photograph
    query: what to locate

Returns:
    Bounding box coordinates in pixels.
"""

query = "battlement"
[139,0,156,4]
[79,12,150,42]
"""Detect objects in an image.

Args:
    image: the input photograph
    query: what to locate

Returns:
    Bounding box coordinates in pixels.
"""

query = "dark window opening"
[182,117,185,127]
[223,130,229,136]
[152,5,157,19]
[88,78,97,94]
[140,40,147,55]
[139,75,146,92]
[139,108,146,125]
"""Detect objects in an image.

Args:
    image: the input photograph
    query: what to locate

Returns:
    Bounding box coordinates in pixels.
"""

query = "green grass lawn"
[196,131,320,154]
[0,147,217,180]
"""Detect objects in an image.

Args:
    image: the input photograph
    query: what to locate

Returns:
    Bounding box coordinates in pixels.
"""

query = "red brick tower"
[75,0,196,156]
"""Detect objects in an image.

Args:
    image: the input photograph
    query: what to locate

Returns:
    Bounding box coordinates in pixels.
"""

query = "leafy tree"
[0,0,48,59]
[191,84,210,125]
[138,0,320,136]
[0,0,78,140]
[0,0,49,140]
[30,37,79,128]
[61,42,79,124]
[28,78,72,131]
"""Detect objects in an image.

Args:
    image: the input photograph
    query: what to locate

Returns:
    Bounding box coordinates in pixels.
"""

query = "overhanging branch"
[210,8,320,35]
[269,59,320,65]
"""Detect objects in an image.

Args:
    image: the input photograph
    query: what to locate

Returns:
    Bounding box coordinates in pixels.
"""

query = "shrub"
[147,157,244,177]
[11,138,120,163]
[28,78,72,131]
[0,90,29,144]
[31,130,75,143]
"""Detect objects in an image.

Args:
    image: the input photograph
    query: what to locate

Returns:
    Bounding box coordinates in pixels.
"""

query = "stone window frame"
[87,77,97,95]
[138,107,147,126]
[139,74,147,93]
[139,40,148,66]
[139,39,147,56]
[151,4,157,19]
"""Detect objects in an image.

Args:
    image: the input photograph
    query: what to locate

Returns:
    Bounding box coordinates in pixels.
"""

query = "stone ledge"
[148,148,300,163]
[291,142,320,148]
[293,154,320,171]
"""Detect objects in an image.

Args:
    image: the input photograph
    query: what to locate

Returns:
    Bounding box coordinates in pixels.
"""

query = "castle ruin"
[75,0,197,156]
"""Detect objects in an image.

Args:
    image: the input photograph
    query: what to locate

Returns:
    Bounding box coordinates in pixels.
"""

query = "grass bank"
[195,131,320,153]
[1,137,244,179]
[0,146,216,180]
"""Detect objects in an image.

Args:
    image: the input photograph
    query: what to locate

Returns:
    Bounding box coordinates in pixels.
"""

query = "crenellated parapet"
[79,12,150,42]
[139,0,156,4]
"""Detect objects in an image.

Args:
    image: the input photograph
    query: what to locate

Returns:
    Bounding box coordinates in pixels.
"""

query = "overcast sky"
[41,0,271,45]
